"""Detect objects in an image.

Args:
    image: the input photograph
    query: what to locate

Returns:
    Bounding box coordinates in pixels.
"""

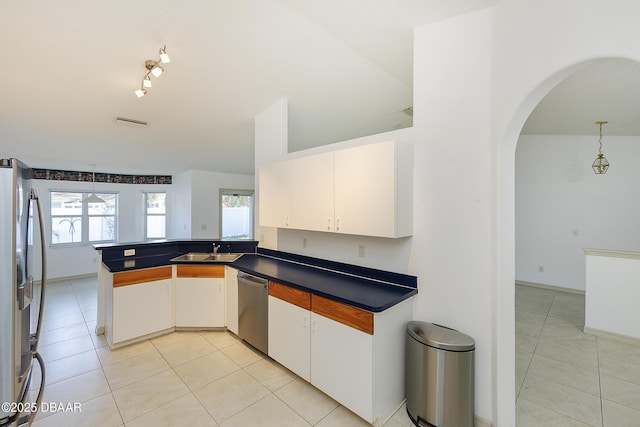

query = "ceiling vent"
[115,116,148,127]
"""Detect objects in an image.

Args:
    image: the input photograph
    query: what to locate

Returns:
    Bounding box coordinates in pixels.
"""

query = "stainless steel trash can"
[406,321,475,427]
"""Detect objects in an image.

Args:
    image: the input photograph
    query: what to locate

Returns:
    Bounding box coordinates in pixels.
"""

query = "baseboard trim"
[36,273,98,285]
[475,415,494,427]
[584,327,640,344]
[515,280,584,296]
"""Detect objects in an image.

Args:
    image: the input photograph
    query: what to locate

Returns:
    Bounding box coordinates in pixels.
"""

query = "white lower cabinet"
[175,278,224,327]
[111,277,174,346]
[175,265,225,328]
[225,266,239,334]
[268,295,311,381]
[311,312,373,420]
[268,281,413,426]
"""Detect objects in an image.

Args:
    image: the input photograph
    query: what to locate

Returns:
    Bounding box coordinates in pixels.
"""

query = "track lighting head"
[134,46,170,98]
[159,46,170,64]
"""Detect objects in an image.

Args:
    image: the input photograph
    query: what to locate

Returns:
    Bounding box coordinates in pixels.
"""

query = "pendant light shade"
[592,121,610,175]
[83,165,106,204]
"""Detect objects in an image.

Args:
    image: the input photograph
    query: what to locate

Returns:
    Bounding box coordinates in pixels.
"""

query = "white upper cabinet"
[290,151,335,232]
[259,159,291,228]
[334,140,412,238]
[259,140,413,238]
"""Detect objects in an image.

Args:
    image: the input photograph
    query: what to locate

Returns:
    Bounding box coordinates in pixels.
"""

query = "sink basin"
[171,252,243,262]
[206,253,243,262]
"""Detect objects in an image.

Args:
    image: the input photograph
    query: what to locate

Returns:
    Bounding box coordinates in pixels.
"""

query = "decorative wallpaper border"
[32,168,172,184]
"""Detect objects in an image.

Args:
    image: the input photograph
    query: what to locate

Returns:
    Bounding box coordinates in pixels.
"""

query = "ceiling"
[1,2,637,176]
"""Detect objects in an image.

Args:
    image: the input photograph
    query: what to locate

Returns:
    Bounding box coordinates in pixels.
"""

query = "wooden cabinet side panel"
[311,294,373,335]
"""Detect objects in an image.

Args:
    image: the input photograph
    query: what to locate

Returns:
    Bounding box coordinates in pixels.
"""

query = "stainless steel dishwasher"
[237,271,269,354]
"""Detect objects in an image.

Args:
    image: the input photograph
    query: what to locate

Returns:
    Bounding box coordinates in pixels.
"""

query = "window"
[50,191,117,245]
[144,192,166,239]
[220,189,254,240]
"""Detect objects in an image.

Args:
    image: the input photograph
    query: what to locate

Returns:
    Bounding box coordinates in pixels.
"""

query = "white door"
[268,296,311,381]
[291,152,335,232]
[311,312,374,422]
[259,160,292,228]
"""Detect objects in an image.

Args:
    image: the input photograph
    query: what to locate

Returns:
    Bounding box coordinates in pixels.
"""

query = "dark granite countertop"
[232,254,416,312]
[96,241,417,313]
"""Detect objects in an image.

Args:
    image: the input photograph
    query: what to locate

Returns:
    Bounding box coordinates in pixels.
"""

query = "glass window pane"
[51,192,82,216]
[221,193,253,240]
[89,216,115,242]
[146,193,166,214]
[88,194,116,215]
[146,216,166,238]
[51,216,82,244]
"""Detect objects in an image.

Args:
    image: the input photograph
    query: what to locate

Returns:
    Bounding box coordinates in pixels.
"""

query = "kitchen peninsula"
[94,239,417,425]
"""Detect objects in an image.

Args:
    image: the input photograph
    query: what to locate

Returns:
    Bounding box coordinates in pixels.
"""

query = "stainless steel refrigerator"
[0,159,46,427]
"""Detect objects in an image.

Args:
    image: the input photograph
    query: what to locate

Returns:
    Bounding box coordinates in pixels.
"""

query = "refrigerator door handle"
[29,188,46,353]
[17,278,32,311]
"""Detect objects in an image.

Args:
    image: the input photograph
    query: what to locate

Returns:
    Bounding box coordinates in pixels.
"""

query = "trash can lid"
[407,321,475,351]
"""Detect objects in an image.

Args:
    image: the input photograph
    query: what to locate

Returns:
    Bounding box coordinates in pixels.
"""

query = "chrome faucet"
[213,244,220,254]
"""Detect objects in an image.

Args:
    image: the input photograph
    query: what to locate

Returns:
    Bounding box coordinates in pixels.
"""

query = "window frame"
[219,189,254,240]
[143,191,167,240]
[49,190,118,247]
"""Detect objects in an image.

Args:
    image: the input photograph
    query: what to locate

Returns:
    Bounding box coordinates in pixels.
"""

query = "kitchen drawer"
[269,281,311,310]
[113,266,173,287]
[311,294,373,335]
[176,264,224,278]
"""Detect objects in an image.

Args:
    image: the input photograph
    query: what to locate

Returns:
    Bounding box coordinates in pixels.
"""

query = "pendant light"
[83,165,106,204]
[592,121,610,174]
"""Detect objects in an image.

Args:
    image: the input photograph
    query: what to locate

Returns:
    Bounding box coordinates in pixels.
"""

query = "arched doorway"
[499,58,640,425]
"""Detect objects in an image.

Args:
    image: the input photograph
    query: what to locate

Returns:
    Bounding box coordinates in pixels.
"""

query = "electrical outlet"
[538,266,544,273]
[572,229,579,237]
[358,245,365,257]
[259,233,264,242]
[124,249,135,257]
[201,224,207,230]
[303,238,307,248]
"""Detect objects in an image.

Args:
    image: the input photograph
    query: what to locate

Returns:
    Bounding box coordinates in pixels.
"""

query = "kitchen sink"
[171,252,243,262]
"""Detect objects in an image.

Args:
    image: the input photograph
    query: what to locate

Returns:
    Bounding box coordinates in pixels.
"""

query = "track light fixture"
[135,45,171,98]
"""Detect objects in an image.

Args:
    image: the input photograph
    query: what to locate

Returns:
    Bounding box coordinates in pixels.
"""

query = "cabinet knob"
[336,218,340,231]
[327,218,331,231]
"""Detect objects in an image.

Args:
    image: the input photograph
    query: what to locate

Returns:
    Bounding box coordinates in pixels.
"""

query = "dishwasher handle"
[238,272,269,286]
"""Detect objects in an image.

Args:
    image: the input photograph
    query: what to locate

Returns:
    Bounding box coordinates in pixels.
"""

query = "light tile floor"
[28,276,414,427]
[515,284,640,426]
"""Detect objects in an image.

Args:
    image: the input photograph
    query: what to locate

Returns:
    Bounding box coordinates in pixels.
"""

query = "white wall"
[516,135,640,291]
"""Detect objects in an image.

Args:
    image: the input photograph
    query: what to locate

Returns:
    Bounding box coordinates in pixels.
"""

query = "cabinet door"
[175,278,225,327]
[112,279,173,344]
[290,152,335,232]
[334,140,410,237]
[268,296,311,381]
[259,160,291,228]
[225,266,239,334]
[311,312,373,422]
